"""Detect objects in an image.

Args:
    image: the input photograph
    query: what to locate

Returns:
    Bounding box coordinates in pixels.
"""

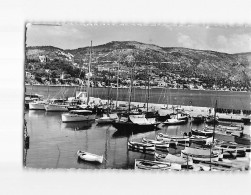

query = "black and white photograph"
[24,23,251,171]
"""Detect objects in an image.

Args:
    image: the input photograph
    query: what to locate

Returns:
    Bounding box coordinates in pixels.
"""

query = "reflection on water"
[24,109,249,169]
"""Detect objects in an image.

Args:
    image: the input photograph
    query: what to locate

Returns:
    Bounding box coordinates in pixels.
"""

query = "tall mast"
[87,41,92,105]
[116,62,119,109]
[128,66,133,111]
[213,100,217,143]
[210,99,217,171]
[147,65,150,112]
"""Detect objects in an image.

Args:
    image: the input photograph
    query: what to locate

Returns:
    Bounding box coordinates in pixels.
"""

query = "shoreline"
[25,84,250,93]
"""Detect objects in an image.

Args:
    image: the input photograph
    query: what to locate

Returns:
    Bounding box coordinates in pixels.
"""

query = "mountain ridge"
[26,41,251,87]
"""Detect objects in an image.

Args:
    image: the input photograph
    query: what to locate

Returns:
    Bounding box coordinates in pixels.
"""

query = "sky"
[26,23,251,54]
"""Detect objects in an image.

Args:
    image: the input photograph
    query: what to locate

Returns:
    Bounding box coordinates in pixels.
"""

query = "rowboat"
[155,152,193,167]
[134,159,181,171]
[77,150,103,163]
[128,140,155,153]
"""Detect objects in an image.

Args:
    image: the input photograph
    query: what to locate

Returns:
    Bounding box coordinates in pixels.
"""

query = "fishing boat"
[234,133,251,146]
[214,143,248,158]
[155,152,193,167]
[162,118,187,125]
[156,133,190,143]
[29,100,47,110]
[112,114,159,133]
[205,115,219,124]
[191,128,213,137]
[25,93,44,109]
[77,150,103,163]
[61,110,96,122]
[142,138,169,152]
[217,112,251,124]
[96,113,118,124]
[205,124,244,134]
[128,140,155,153]
[181,147,222,162]
[189,135,213,145]
[45,99,69,112]
[134,159,181,171]
[191,114,205,123]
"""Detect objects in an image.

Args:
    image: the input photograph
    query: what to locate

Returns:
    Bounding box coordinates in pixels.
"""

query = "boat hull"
[62,113,96,122]
[45,104,69,112]
[29,103,46,110]
[112,121,158,133]
[77,151,103,163]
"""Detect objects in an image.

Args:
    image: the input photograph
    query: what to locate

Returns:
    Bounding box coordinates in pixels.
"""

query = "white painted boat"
[163,118,186,125]
[29,101,47,110]
[77,150,103,163]
[181,147,222,162]
[155,152,193,166]
[96,113,118,124]
[62,110,96,122]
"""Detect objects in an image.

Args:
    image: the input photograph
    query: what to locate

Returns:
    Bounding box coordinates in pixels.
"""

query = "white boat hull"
[29,102,46,110]
[45,104,69,112]
[77,150,103,163]
[62,113,96,122]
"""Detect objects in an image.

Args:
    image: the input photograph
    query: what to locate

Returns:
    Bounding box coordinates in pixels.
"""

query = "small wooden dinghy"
[134,159,181,171]
[77,150,103,163]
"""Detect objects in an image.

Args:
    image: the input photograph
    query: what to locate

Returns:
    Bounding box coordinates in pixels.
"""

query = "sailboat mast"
[128,66,133,111]
[213,100,217,143]
[147,65,150,112]
[87,41,92,105]
[116,62,119,109]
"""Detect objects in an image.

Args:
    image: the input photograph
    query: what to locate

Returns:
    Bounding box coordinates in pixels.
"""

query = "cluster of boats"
[25,92,250,171]
[133,130,250,171]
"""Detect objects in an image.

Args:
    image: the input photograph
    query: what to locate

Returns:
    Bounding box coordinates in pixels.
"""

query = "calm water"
[25,85,251,110]
[24,109,208,169]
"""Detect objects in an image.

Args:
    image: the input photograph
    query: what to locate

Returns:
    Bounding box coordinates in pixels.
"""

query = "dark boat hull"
[112,121,158,133]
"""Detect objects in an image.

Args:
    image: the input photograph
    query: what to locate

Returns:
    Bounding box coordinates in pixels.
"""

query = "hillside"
[26,41,251,87]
